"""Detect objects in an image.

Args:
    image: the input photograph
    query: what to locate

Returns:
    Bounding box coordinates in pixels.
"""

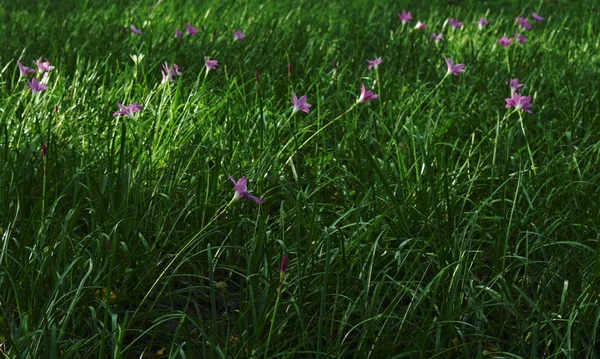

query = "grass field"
[1,0,600,357]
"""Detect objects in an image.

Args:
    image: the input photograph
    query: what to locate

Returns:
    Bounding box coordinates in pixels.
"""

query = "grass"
[1,0,600,357]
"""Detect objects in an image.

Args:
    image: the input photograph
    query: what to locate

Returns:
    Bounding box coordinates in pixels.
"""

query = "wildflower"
[357,83,379,103]
[397,11,412,24]
[367,57,382,70]
[161,62,182,83]
[205,56,218,70]
[430,33,443,42]
[112,103,143,117]
[280,255,288,274]
[514,33,528,44]
[130,53,144,65]
[234,30,246,40]
[532,12,544,22]
[498,35,512,48]
[414,21,426,30]
[505,92,533,113]
[175,28,183,38]
[478,17,489,29]
[292,93,311,114]
[34,60,54,73]
[186,24,198,35]
[444,57,465,76]
[130,24,143,35]
[229,175,263,204]
[516,17,532,30]
[448,18,463,29]
[17,60,36,76]
[508,78,524,94]
[27,77,48,93]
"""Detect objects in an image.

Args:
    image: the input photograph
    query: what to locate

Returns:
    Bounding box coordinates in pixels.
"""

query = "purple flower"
[508,78,524,94]
[367,57,382,70]
[532,12,544,22]
[444,57,465,76]
[498,35,512,48]
[280,255,288,274]
[430,33,444,42]
[478,17,489,29]
[505,93,533,113]
[234,30,246,40]
[514,32,528,44]
[130,24,143,35]
[357,83,379,103]
[112,103,143,117]
[448,18,463,29]
[205,56,218,70]
[292,93,311,114]
[161,62,182,83]
[17,60,35,76]
[186,24,198,35]
[397,11,412,24]
[27,77,48,93]
[516,17,532,30]
[414,21,426,30]
[229,175,263,204]
[175,28,183,38]
[34,60,54,73]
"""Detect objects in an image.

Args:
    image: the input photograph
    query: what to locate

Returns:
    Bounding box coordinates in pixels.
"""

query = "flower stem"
[518,112,536,174]
[282,105,355,169]
[264,273,285,358]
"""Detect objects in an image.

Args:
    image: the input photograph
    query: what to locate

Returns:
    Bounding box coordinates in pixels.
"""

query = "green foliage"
[1,0,600,357]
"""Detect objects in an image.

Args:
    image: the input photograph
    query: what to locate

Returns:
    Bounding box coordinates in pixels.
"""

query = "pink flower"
[414,21,426,30]
[186,24,198,35]
[175,28,183,38]
[280,255,288,274]
[161,62,182,83]
[367,57,382,70]
[532,12,544,22]
[357,83,379,103]
[505,93,533,113]
[205,56,218,70]
[397,11,412,24]
[430,33,444,42]
[112,103,143,117]
[478,17,489,29]
[234,30,246,40]
[130,24,143,35]
[229,175,263,204]
[17,60,35,76]
[292,93,311,114]
[498,35,512,48]
[508,78,524,94]
[34,59,54,73]
[444,57,465,76]
[27,77,48,93]
[516,17,532,30]
[514,33,528,44]
[448,18,463,29]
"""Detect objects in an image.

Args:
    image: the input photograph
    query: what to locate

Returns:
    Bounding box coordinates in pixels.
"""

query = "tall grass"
[1,0,600,357]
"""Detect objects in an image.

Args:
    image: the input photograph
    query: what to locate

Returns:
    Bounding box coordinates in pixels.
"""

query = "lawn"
[1,0,600,357]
